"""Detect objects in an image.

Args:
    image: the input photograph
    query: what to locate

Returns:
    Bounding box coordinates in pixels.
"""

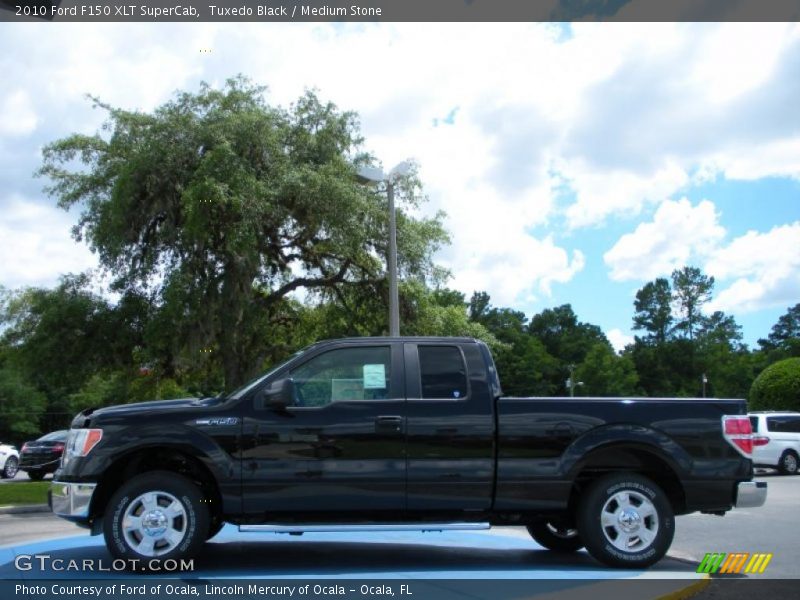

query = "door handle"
[375,415,404,434]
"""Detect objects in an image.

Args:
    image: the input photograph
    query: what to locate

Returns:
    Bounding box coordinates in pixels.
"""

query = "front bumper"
[734,481,767,508]
[49,480,96,518]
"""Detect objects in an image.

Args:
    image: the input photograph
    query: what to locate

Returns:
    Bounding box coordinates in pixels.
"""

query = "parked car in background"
[749,412,800,475]
[0,442,20,479]
[19,430,68,480]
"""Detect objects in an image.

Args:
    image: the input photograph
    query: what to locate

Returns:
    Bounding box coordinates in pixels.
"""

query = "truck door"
[241,342,406,516]
[404,342,495,511]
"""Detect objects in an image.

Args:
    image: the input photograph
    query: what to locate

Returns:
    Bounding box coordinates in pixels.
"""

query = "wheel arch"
[566,440,688,516]
[90,444,223,524]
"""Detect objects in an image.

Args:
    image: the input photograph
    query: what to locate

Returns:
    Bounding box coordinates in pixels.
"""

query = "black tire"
[103,471,209,567]
[527,520,584,553]
[26,470,45,481]
[779,451,799,475]
[577,473,674,569]
[2,456,18,479]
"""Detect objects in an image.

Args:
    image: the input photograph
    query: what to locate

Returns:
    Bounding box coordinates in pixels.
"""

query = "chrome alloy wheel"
[122,491,187,557]
[600,490,659,552]
[782,452,798,474]
[4,456,18,478]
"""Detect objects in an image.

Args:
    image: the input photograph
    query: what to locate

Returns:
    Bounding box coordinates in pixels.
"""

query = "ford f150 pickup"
[50,337,766,568]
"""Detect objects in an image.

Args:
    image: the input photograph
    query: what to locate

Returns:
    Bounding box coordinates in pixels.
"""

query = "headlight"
[62,429,103,466]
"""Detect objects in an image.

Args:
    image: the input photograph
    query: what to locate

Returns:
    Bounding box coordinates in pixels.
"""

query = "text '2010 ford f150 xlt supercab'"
[50,337,766,569]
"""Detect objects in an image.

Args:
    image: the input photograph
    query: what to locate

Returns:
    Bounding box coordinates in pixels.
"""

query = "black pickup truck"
[51,337,766,568]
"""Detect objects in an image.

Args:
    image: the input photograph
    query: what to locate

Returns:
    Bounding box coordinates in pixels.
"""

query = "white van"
[749,411,800,475]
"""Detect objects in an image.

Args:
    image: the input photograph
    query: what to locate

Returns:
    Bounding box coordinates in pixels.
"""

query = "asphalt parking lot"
[0,470,53,483]
[0,471,794,598]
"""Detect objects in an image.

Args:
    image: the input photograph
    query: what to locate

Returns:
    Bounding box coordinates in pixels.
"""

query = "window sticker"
[363,364,387,389]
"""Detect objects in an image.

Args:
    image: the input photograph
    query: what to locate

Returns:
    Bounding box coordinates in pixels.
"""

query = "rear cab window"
[418,345,468,400]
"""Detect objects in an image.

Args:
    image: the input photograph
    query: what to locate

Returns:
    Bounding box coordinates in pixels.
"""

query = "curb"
[655,576,711,600]
[0,504,50,514]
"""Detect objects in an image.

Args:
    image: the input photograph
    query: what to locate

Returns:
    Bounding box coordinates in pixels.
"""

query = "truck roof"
[308,336,481,350]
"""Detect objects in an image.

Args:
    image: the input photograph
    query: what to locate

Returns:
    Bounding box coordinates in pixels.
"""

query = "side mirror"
[261,378,294,408]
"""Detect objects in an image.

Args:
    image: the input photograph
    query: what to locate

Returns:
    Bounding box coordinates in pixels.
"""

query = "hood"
[76,396,223,424]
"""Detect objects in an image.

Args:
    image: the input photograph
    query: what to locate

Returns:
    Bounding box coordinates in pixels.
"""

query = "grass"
[0,481,50,506]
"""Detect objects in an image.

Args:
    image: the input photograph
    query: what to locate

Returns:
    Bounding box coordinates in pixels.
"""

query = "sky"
[0,22,798,351]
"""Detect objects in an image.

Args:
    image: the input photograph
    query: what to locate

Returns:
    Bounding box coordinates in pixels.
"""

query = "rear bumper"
[734,481,767,508]
[50,480,96,518]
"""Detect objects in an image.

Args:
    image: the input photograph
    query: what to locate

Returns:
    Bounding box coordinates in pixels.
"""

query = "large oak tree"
[39,78,447,389]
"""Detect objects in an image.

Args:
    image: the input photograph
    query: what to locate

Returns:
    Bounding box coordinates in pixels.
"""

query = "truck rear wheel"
[526,521,584,553]
[576,473,674,568]
[103,470,209,566]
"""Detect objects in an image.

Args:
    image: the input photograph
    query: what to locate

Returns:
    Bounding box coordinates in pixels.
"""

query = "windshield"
[227,347,309,400]
[38,430,68,442]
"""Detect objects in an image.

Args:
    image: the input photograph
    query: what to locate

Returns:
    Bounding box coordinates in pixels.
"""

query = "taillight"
[722,415,754,456]
[752,436,770,447]
[52,443,65,452]
[21,443,29,452]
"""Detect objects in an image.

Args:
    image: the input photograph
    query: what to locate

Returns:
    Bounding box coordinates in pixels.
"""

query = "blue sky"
[0,23,798,351]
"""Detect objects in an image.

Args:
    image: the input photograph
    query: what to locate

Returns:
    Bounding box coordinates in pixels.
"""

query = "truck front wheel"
[103,471,209,566]
[526,521,584,553]
[576,473,674,568]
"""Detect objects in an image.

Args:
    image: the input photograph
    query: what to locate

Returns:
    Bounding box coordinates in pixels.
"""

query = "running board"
[239,522,491,533]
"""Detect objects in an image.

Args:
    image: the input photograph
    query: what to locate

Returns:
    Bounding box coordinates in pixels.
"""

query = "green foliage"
[528,304,609,394]
[632,278,672,344]
[749,358,800,411]
[759,304,800,359]
[69,370,190,413]
[671,266,714,341]
[400,282,501,350]
[0,274,143,432]
[38,77,447,390]
[0,367,46,442]
[575,343,639,397]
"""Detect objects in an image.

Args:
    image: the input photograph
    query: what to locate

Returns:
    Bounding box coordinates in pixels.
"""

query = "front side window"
[289,346,392,408]
[418,345,468,400]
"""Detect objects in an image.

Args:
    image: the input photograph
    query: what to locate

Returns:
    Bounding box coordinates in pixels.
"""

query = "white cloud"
[562,161,690,229]
[603,198,725,281]
[1,21,799,320]
[605,202,800,315]
[607,328,634,353]
[436,182,584,306]
[0,90,38,137]
[0,196,97,289]
[702,138,800,181]
[559,23,800,228]
[706,222,800,314]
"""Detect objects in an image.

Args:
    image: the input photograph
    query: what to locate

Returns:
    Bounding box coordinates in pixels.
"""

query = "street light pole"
[386,180,400,337]
[356,161,411,338]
